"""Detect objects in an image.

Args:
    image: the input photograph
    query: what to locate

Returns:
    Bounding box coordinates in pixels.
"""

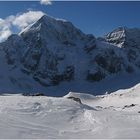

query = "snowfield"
[0,84,140,139]
[1,13,140,139]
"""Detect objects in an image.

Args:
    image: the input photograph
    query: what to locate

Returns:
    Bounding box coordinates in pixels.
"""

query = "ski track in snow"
[0,84,140,138]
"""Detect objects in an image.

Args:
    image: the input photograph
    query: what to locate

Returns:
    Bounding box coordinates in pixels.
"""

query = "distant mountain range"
[0,14,140,95]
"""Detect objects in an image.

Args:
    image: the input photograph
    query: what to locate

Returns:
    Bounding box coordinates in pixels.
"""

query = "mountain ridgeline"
[1,15,140,90]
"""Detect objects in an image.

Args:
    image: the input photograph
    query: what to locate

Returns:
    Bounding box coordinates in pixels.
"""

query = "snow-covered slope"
[0,84,140,138]
[0,15,97,90]
[0,14,140,95]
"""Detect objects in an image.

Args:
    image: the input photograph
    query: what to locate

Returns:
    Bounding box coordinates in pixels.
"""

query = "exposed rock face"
[2,34,26,65]
[67,96,82,104]
[95,50,123,74]
[1,15,140,90]
[0,15,97,86]
[105,27,140,48]
[87,68,106,82]
[105,27,126,47]
[104,27,140,72]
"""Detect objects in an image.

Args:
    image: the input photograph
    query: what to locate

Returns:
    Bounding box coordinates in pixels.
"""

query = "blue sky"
[0,1,140,37]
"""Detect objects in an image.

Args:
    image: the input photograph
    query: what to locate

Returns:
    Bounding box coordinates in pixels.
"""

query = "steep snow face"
[0,15,99,91]
[19,16,133,86]
[16,15,98,84]
[21,15,89,48]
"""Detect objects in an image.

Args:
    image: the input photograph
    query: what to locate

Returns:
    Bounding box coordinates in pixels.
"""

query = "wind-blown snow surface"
[0,84,140,139]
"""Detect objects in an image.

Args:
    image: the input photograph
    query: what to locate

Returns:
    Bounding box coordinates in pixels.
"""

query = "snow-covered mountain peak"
[19,15,68,34]
[105,27,140,48]
[20,14,88,45]
[105,27,126,48]
[1,14,140,95]
[38,14,68,23]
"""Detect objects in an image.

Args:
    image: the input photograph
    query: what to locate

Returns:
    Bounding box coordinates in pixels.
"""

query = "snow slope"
[0,84,140,139]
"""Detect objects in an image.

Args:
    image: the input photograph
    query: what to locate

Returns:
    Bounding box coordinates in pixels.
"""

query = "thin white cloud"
[40,0,52,5]
[0,11,44,42]
[0,28,12,43]
[0,18,12,42]
[12,11,44,30]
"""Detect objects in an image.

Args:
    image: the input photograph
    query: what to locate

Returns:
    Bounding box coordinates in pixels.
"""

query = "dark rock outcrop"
[67,96,82,104]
